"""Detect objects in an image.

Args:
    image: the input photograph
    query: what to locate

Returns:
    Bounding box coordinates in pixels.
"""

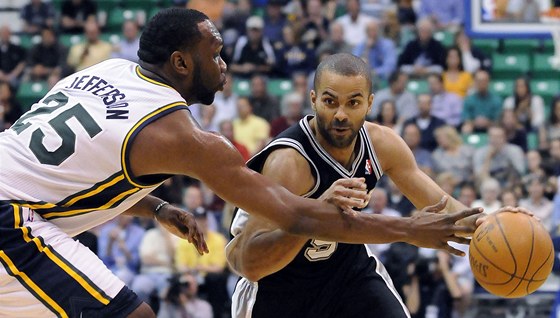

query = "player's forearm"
[123,195,164,219]
[227,230,307,281]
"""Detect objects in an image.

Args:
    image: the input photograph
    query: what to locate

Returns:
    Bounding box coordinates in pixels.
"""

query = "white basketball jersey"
[0,59,188,236]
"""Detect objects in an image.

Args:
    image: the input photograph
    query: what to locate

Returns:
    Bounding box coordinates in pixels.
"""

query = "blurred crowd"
[2,0,560,317]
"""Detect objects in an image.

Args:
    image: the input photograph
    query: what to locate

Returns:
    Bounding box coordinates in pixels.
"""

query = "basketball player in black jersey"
[226,54,524,317]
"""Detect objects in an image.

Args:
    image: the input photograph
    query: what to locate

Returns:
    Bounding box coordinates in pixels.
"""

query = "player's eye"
[349,100,360,107]
[323,98,334,105]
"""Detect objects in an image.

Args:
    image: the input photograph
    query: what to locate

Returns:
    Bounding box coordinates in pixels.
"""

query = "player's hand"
[476,206,538,226]
[318,178,370,215]
[155,204,209,255]
[407,196,483,257]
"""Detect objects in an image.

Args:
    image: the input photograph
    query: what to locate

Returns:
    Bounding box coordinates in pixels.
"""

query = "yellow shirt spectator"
[175,230,227,275]
[443,71,473,98]
[67,21,112,71]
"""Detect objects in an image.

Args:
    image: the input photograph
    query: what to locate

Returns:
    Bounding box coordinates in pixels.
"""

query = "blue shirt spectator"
[20,0,55,34]
[98,216,145,285]
[403,94,446,152]
[353,19,397,81]
[275,25,316,77]
[263,0,287,47]
[112,20,140,62]
[428,73,463,127]
[419,0,464,29]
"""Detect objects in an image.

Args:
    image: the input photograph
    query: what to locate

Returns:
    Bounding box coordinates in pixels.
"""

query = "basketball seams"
[493,213,518,277]
[526,247,553,294]
[471,238,519,284]
[504,215,534,297]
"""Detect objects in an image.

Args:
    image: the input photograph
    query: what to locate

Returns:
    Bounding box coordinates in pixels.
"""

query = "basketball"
[469,211,554,298]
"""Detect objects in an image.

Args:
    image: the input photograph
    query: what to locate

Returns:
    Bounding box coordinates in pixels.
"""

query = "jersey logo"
[365,159,373,175]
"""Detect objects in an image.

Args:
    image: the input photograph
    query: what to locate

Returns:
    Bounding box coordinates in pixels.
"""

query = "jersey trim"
[58,172,124,207]
[299,117,365,178]
[135,66,173,89]
[360,129,383,180]
[121,102,188,188]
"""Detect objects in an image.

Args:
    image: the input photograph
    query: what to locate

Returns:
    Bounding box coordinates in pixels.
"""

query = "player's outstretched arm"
[129,110,479,253]
[226,148,369,281]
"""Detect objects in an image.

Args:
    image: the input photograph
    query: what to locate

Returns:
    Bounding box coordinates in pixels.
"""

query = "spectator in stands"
[396,0,417,27]
[67,20,112,72]
[248,74,281,122]
[385,178,416,216]
[112,20,140,62]
[335,0,374,47]
[353,18,397,81]
[383,8,403,45]
[443,46,473,98]
[461,70,502,133]
[428,73,462,127]
[432,125,474,185]
[262,0,287,47]
[315,22,352,58]
[418,0,464,30]
[403,122,434,176]
[0,26,26,88]
[543,139,560,177]
[520,175,553,232]
[501,190,519,207]
[458,183,477,207]
[98,216,145,285]
[524,150,547,183]
[403,94,446,151]
[175,209,228,318]
[60,0,97,34]
[158,273,213,318]
[271,92,304,137]
[233,97,271,155]
[0,80,22,130]
[363,188,402,256]
[397,18,446,77]
[539,98,560,150]
[473,125,526,187]
[20,0,55,34]
[219,119,251,162]
[472,177,502,214]
[130,222,176,308]
[371,71,417,121]
[27,27,67,86]
[300,0,330,50]
[211,73,238,129]
[500,108,528,152]
[199,104,219,132]
[181,185,218,232]
[373,99,401,132]
[454,28,492,73]
[275,25,316,77]
[230,16,276,78]
[186,0,226,28]
[503,76,545,131]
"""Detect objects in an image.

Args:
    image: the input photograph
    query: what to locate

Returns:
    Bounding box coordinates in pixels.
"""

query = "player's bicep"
[261,148,315,196]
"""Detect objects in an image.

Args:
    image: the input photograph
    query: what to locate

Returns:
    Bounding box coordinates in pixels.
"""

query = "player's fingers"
[449,207,483,222]
[340,205,358,216]
[475,215,488,227]
[444,243,466,257]
[334,188,369,201]
[333,196,366,209]
[424,196,448,213]
[334,178,367,190]
[451,225,475,237]
[447,235,471,245]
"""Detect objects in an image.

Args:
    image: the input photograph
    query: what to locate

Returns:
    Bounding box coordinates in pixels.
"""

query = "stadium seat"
[106,8,146,32]
[503,39,540,54]
[233,79,250,96]
[434,30,455,47]
[527,132,539,150]
[532,54,560,79]
[472,38,499,56]
[59,34,84,48]
[543,39,555,54]
[11,34,41,49]
[16,81,49,112]
[100,33,121,45]
[489,80,514,99]
[96,0,121,12]
[530,79,560,106]
[462,133,489,148]
[406,79,429,95]
[123,0,159,11]
[491,53,530,79]
[268,79,292,97]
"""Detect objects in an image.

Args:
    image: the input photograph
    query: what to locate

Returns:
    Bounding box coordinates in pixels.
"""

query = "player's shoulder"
[263,147,310,172]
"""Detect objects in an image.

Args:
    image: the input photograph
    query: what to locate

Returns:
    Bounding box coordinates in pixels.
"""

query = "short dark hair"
[313,53,372,94]
[138,8,209,65]
[387,71,403,85]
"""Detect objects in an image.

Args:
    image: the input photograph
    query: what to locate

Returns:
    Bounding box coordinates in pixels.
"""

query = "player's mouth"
[332,127,350,135]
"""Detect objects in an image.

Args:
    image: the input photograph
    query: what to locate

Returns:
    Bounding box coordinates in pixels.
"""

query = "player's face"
[311,71,372,148]
[191,20,227,105]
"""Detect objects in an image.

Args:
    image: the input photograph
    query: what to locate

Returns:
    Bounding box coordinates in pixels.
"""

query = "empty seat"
[492,53,530,79]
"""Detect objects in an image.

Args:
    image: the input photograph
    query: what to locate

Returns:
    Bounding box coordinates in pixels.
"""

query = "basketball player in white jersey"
[227,54,531,317]
[0,9,483,318]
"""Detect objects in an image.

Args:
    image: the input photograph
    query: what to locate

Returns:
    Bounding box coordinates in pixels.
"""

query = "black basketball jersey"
[241,115,383,291]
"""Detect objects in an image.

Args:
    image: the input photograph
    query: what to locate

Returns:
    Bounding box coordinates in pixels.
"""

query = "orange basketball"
[469,211,554,298]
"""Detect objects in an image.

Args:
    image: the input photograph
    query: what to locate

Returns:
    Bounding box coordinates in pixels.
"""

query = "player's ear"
[367,93,374,114]
[310,90,316,112]
[170,51,193,76]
